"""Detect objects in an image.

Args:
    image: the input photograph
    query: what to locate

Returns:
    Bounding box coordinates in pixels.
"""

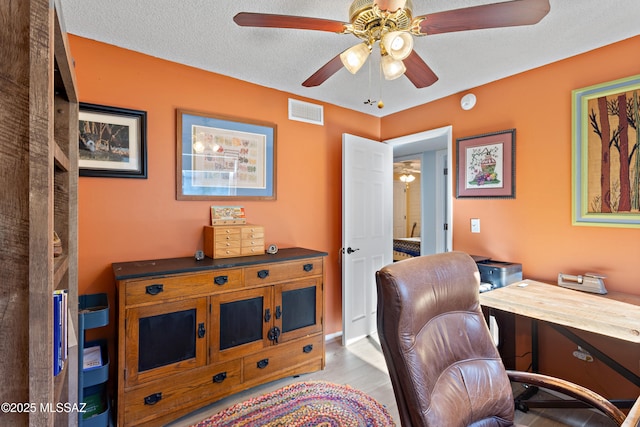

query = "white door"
[342,133,393,346]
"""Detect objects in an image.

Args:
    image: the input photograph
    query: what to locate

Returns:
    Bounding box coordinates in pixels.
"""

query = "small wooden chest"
[203,225,265,259]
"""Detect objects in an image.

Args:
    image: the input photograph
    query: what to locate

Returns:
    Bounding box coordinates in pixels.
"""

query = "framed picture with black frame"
[78,103,147,178]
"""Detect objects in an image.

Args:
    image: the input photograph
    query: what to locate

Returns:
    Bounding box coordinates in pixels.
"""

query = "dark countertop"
[112,247,328,280]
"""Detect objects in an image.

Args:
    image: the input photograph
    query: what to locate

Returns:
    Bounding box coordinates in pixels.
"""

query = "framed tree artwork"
[572,74,640,227]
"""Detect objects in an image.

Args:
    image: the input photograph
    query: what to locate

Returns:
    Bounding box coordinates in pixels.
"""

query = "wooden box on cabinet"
[113,247,327,427]
[203,225,265,259]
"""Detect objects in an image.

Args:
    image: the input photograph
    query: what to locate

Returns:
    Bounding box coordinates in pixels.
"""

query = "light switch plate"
[471,218,480,233]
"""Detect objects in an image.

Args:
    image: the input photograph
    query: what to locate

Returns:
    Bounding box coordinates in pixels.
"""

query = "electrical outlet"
[470,218,480,233]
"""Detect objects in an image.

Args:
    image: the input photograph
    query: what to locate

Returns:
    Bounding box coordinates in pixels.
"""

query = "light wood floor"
[167,335,617,427]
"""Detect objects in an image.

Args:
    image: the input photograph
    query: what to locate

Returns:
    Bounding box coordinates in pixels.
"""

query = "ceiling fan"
[233,0,550,89]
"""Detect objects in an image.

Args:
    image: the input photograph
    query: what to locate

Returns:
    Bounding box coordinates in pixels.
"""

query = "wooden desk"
[480,280,640,408]
[479,280,640,344]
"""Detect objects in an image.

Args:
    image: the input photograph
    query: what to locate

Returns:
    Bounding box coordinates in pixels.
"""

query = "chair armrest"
[507,370,626,426]
[622,395,640,427]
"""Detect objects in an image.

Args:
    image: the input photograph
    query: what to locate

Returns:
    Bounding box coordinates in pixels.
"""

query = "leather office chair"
[375,251,638,427]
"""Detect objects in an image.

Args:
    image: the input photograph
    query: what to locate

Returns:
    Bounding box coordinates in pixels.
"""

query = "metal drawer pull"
[214,275,228,285]
[257,358,269,369]
[257,269,269,279]
[303,344,314,353]
[213,372,227,383]
[144,392,162,405]
[198,322,206,338]
[303,263,313,272]
[145,284,163,295]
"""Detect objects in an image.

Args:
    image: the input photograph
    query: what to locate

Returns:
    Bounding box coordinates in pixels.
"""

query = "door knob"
[346,247,360,254]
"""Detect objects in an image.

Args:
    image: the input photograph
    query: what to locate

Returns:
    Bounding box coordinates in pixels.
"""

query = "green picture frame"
[572,74,640,227]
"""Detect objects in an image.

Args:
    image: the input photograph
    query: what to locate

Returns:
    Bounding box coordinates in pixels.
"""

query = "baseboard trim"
[324,331,342,342]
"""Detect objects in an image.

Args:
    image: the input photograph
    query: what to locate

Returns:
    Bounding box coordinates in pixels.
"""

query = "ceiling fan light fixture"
[381,31,413,60]
[381,54,406,80]
[399,173,415,183]
[340,42,371,74]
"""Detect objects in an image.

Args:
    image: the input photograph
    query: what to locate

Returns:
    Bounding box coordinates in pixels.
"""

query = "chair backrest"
[375,252,515,427]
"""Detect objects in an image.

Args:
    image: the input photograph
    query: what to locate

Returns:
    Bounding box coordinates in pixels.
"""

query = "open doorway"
[385,125,453,258]
[392,159,422,261]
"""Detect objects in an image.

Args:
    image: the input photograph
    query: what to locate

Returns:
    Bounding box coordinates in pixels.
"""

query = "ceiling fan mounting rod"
[347,0,413,41]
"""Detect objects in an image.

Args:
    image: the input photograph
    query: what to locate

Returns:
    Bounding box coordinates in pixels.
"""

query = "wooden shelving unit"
[0,0,78,426]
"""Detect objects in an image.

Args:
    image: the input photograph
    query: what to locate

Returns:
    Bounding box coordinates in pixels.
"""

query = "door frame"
[385,125,453,254]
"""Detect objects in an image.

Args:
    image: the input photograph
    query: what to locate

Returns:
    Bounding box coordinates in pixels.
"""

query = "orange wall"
[69,35,379,337]
[382,35,640,398]
[383,35,640,293]
[72,34,640,397]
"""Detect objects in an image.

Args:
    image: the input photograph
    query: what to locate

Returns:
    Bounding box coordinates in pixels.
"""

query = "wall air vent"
[288,99,324,125]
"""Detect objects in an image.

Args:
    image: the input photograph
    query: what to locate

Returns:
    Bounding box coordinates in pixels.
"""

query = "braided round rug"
[190,381,396,427]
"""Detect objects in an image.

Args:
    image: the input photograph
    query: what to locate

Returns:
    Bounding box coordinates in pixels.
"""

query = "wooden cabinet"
[0,0,78,425]
[113,248,327,427]
[203,225,265,258]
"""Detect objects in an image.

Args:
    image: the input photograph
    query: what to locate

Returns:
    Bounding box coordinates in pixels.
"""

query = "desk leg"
[514,319,540,411]
[531,318,539,373]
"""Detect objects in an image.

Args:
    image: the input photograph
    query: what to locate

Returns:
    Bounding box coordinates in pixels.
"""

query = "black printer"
[473,257,522,292]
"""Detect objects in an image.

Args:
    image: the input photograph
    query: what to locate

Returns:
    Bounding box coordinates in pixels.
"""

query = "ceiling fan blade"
[403,51,438,88]
[416,0,550,35]
[373,0,407,12]
[302,54,344,87]
[234,12,347,33]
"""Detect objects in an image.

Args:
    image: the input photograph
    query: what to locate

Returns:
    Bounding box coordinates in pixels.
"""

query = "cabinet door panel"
[125,297,208,387]
[211,287,272,362]
[274,277,323,343]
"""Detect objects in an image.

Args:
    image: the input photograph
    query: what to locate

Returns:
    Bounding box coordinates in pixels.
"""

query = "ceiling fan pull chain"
[378,56,385,109]
[364,56,374,106]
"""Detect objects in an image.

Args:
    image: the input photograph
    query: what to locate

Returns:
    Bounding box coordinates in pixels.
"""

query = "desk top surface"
[479,280,640,343]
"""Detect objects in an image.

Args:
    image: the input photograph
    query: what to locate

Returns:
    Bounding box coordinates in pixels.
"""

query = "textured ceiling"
[58,0,640,117]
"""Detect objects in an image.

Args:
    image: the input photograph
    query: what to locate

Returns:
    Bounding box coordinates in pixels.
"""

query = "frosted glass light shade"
[340,43,371,74]
[381,31,413,60]
[381,54,406,80]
